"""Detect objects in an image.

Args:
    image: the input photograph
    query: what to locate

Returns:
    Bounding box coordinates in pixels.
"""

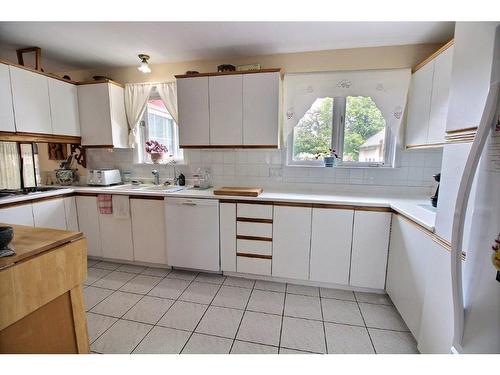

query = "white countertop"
[0,185,437,232]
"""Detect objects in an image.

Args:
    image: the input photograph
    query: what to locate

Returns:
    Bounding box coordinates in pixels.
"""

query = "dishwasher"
[164,197,220,271]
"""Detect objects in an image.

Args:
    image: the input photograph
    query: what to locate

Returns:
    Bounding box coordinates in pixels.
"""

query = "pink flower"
[145,140,168,154]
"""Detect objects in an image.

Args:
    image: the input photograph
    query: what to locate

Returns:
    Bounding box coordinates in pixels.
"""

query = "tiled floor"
[84,259,419,354]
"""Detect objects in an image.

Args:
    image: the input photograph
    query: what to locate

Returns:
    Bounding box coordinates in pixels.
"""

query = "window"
[290,95,389,166]
[136,91,183,164]
[0,142,40,189]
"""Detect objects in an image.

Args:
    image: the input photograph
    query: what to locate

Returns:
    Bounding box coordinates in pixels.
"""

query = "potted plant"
[315,148,339,167]
[145,140,168,164]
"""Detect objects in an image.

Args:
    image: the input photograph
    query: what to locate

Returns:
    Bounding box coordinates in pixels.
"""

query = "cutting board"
[213,186,263,197]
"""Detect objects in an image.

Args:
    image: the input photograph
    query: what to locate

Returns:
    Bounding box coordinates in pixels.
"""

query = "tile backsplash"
[83,147,443,194]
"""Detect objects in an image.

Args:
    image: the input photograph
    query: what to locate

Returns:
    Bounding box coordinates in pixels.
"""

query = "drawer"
[237,239,272,256]
[237,203,273,219]
[237,221,272,238]
[237,256,271,276]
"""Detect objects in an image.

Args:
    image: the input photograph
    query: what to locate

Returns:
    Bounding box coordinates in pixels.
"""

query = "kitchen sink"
[106,184,187,193]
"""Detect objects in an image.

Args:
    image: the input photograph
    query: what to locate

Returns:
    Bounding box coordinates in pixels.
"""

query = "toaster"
[87,169,122,186]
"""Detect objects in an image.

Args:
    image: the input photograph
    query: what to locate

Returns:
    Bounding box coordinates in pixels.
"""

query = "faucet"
[152,169,160,185]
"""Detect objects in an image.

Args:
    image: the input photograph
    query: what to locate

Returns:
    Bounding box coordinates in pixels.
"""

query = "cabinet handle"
[181,202,197,206]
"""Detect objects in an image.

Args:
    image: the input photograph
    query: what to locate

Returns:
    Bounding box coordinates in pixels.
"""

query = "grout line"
[277,282,288,350]
[229,277,255,353]
[354,292,377,354]
[319,294,329,354]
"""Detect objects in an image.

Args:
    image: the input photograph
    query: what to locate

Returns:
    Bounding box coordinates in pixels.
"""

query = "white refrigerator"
[450,25,500,354]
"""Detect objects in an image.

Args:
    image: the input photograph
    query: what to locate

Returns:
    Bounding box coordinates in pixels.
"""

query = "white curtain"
[156,81,178,123]
[125,83,154,148]
[283,68,411,146]
[0,142,21,189]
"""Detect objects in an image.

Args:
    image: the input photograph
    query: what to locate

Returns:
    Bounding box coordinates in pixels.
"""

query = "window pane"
[293,98,333,161]
[343,96,386,163]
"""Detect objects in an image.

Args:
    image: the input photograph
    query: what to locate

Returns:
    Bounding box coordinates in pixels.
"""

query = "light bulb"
[137,61,151,73]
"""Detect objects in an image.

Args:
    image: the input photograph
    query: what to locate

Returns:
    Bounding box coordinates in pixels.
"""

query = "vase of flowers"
[315,148,339,167]
[145,140,168,164]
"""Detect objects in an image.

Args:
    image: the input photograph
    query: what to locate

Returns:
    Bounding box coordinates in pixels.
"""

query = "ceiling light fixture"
[137,54,151,74]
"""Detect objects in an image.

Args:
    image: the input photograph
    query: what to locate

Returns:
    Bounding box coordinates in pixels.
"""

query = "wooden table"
[0,224,89,353]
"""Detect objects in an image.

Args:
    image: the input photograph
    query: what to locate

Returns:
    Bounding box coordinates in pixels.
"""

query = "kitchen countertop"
[0,185,437,232]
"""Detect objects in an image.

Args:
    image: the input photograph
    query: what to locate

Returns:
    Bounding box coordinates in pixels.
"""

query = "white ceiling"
[0,22,454,71]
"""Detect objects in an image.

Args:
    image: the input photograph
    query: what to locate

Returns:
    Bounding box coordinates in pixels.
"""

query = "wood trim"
[446,126,478,134]
[0,193,75,209]
[16,47,42,71]
[69,286,90,353]
[129,195,164,201]
[236,252,272,260]
[0,131,81,144]
[76,79,125,88]
[273,201,313,208]
[81,145,114,149]
[175,68,281,79]
[75,192,99,197]
[0,58,77,84]
[412,39,454,73]
[405,143,445,150]
[444,127,477,144]
[313,203,392,212]
[237,217,273,224]
[180,144,279,149]
[236,235,272,242]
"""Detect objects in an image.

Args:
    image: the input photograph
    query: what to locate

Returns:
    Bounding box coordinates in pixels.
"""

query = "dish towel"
[112,195,130,219]
[97,194,113,214]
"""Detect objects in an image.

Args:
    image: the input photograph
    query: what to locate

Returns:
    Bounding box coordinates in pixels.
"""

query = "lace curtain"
[0,142,21,189]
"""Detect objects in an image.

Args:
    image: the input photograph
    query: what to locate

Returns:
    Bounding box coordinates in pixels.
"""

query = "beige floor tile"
[195,272,226,285]
[359,303,409,331]
[123,296,174,324]
[93,261,122,271]
[196,306,244,338]
[254,280,286,293]
[166,269,198,281]
[116,264,147,274]
[92,271,136,290]
[157,301,208,331]
[355,292,392,305]
[91,319,152,354]
[324,322,374,354]
[279,347,316,354]
[287,284,319,297]
[148,277,191,299]
[280,317,326,354]
[321,298,364,326]
[284,294,322,320]
[182,333,233,354]
[141,267,171,277]
[120,274,163,294]
[246,289,284,315]
[132,326,191,354]
[319,288,356,301]
[236,311,282,346]
[90,291,142,317]
[223,276,255,289]
[179,281,220,304]
[83,286,114,311]
[84,268,112,286]
[212,285,252,309]
[86,312,118,343]
[368,328,419,354]
[231,340,278,354]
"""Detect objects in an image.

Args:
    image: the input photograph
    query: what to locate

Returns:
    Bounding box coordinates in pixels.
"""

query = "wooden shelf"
[175,68,281,79]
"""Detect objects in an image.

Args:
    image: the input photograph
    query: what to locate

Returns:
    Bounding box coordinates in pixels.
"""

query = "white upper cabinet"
[177,70,281,148]
[10,66,52,134]
[243,72,280,146]
[350,211,391,289]
[0,63,15,132]
[178,76,210,146]
[209,75,243,145]
[405,43,454,148]
[48,78,80,136]
[309,208,353,285]
[272,205,312,280]
[78,82,128,147]
[405,61,435,147]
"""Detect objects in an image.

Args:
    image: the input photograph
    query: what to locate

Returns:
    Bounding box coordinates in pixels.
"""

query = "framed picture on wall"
[48,143,68,160]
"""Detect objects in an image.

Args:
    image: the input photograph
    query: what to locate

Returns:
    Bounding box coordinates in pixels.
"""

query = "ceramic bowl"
[0,226,14,249]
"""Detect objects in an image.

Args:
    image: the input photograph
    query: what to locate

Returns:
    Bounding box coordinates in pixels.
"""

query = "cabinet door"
[109,83,129,148]
[272,205,312,280]
[243,72,280,146]
[178,77,210,146]
[99,212,133,261]
[405,61,434,147]
[310,208,353,285]
[0,204,34,226]
[63,196,79,231]
[350,211,391,289]
[427,46,453,144]
[220,202,236,272]
[76,196,102,257]
[0,63,15,132]
[209,75,243,145]
[32,198,67,230]
[386,215,431,337]
[10,66,52,134]
[131,198,166,264]
[78,83,113,146]
[48,78,80,136]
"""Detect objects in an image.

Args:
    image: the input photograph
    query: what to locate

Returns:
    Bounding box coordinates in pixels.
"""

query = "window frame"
[287,96,393,168]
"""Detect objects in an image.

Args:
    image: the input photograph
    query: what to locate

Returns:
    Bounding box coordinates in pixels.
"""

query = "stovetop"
[0,187,64,198]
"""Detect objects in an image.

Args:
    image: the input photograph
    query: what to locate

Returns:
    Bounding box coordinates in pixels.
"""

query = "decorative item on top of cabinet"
[217,64,236,72]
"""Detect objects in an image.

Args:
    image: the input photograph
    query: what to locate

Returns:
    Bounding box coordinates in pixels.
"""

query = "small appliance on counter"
[192,168,212,189]
[430,173,440,207]
[87,169,122,186]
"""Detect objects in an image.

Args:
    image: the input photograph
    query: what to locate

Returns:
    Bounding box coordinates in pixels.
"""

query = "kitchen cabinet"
[176,70,280,148]
[405,43,454,148]
[10,66,52,134]
[309,208,353,285]
[76,196,102,257]
[131,198,166,264]
[349,210,391,289]
[0,63,15,132]
[0,203,34,226]
[272,205,312,280]
[177,77,210,147]
[220,202,236,272]
[48,78,80,136]
[32,198,67,230]
[78,81,128,147]
[63,196,79,231]
[209,75,243,145]
[99,198,133,261]
[242,72,280,146]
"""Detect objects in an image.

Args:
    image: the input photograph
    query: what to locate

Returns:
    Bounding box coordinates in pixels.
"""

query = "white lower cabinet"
[131,198,166,264]
[310,208,354,285]
[237,256,271,275]
[349,210,391,289]
[32,198,67,230]
[272,205,312,280]
[76,196,102,257]
[0,203,34,226]
[63,196,79,231]
[220,202,236,272]
[99,200,133,261]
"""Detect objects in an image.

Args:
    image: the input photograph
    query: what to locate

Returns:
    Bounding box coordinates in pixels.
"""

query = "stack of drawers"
[236,203,273,275]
